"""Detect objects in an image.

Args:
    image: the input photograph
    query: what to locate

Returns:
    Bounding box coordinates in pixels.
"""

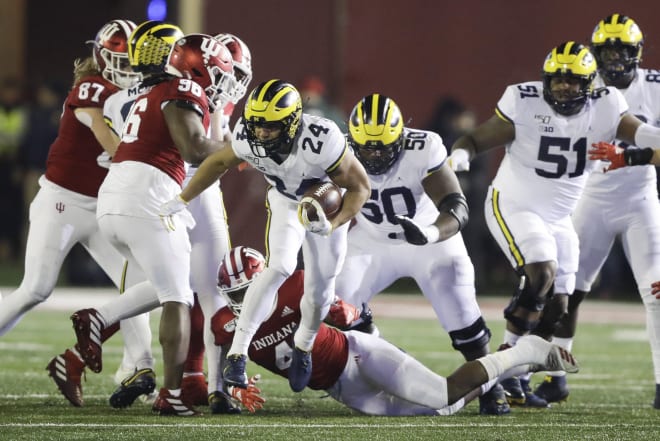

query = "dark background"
[0,0,655,296]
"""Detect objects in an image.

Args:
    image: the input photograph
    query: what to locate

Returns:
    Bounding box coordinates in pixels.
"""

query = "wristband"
[624,147,654,166]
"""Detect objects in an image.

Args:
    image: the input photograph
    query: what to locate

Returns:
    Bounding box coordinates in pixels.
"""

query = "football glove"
[448,148,470,172]
[392,215,440,245]
[652,281,660,300]
[227,374,265,413]
[298,197,333,236]
[327,299,361,328]
[588,142,625,172]
[159,195,195,231]
[96,152,112,169]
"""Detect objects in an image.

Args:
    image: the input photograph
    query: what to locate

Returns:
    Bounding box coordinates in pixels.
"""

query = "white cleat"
[518,335,579,374]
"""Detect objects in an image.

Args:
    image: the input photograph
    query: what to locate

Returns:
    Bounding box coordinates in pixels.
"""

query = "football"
[300,181,343,221]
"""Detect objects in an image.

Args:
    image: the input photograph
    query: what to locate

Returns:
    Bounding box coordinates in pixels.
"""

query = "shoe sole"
[545,346,579,373]
[71,313,103,373]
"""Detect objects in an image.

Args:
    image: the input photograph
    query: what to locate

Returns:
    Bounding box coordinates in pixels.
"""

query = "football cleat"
[181,374,208,406]
[208,390,242,414]
[288,346,312,392]
[152,387,201,416]
[520,378,549,408]
[109,368,157,409]
[654,384,660,410]
[500,376,526,406]
[478,383,511,415]
[223,354,248,389]
[46,349,86,407]
[534,375,570,403]
[70,309,104,373]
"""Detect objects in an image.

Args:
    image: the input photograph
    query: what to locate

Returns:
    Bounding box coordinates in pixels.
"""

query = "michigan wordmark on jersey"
[231,113,347,201]
[492,80,628,222]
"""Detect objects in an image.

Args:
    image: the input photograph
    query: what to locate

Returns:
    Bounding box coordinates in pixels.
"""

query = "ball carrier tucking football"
[298,181,343,224]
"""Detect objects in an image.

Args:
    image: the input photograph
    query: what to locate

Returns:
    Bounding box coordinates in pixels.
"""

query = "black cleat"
[500,376,526,406]
[534,375,569,404]
[479,383,511,415]
[208,391,241,414]
[109,368,156,408]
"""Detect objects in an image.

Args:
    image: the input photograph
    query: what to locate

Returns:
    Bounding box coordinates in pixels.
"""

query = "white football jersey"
[583,69,660,198]
[103,84,150,137]
[354,128,446,240]
[231,113,347,201]
[491,81,628,222]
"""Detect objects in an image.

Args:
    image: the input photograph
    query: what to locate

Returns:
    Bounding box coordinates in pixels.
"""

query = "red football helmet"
[89,19,141,89]
[214,33,253,103]
[217,246,265,315]
[164,33,236,110]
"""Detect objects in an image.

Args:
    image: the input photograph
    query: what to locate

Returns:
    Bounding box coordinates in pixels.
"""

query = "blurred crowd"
[0,75,636,297]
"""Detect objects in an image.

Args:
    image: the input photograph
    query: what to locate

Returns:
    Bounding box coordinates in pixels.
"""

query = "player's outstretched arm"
[449,113,515,171]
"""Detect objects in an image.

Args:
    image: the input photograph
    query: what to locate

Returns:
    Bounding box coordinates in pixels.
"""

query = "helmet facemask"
[592,41,641,86]
[542,73,594,116]
[542,42,596,116]
[98,48,142,89]
[243,80,302,159]
[348,94,404,174]
[351,137,403,175]
[206,65,239,112]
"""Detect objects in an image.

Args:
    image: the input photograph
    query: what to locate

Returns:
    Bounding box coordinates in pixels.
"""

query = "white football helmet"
[214,33,253,103]
[217,246,265,315]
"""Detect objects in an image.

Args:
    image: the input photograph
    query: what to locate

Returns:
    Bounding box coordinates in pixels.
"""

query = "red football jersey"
[112,77,211,186]
[45,75,118,197]
[212,270,349,390]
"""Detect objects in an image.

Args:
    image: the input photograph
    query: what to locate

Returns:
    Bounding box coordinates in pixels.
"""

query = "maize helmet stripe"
[591,14,643,45]
[128,21,184,70]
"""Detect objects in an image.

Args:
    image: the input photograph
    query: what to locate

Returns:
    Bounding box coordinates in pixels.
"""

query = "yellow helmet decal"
[543,41,596,78]
[349,94,403,146]
[128,21,184,69]
[591,14,643,46]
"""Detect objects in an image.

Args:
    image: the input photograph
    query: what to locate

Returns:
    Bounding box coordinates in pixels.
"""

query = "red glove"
[327,299,361,328]
[652,281,660,300]
[588,142,625,172]
[228,374,265,413]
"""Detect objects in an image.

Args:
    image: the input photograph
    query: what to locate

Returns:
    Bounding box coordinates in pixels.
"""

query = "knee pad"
[449,316,491,353]
[503,272,548,332]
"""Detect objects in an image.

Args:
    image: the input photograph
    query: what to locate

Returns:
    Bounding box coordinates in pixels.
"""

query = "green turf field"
[0,301,657,441]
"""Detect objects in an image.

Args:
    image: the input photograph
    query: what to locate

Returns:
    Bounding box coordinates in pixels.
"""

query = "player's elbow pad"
[437,192,469,231]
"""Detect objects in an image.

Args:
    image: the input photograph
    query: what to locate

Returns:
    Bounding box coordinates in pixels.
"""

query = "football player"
[535,15,660,409]
[69,34,236,417]
[0,20,144,404]
[212,246,580,416]
[334,94,509,415]
[448,41,660,407]
[160,79,371,393]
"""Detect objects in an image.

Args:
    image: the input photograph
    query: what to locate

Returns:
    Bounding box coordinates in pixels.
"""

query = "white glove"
[96,152,112,169]
[391,214,440,245]
[448,148,470,172]
[159,195,196,231]
[298,197,333,236]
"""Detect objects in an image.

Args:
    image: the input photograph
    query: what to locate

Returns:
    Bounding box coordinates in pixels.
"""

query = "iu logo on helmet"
[200,37,222,62]
[55,202,65,213]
